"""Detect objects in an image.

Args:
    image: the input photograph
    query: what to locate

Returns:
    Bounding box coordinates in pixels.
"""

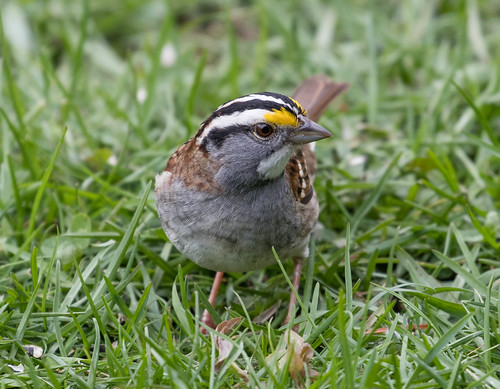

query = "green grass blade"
[432,250,487,295]
[26,126,67,241]
[423,313,473,364]
[451,79,498,147]
[15,251,42,341]
[337,290,353,388]
[88,318,100,388]
[344,223,352,311]
[91,180,152,300]
[171,276,194,336]
[351,152,401,234]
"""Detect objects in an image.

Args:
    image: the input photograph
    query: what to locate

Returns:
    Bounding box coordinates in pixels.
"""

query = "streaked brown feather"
[286,75,348,204]
[286,148,313,204]
[165,140,221,191]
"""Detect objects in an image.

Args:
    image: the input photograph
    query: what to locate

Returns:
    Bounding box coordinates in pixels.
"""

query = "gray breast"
[156,173,318,272]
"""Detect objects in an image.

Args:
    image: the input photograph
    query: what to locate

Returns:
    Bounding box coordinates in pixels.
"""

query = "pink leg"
[201,271,224,333]
[284,257,303,325]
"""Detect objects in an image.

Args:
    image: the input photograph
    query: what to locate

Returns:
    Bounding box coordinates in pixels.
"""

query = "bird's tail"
[292,75,349,122]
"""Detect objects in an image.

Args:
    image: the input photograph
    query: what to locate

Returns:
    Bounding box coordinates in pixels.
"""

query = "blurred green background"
[1,0,500,387]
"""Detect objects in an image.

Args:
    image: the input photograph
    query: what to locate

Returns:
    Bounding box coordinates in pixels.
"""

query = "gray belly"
[156,176,317,272]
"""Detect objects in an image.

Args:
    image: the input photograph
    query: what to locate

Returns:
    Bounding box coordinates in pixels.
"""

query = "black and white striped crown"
[195,92,306,145]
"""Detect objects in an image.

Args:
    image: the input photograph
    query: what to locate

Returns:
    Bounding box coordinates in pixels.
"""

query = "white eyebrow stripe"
[217,94,291,110]
[196,108,269,144]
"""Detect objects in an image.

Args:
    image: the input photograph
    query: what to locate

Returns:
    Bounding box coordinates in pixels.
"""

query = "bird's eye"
[254,123,274,139]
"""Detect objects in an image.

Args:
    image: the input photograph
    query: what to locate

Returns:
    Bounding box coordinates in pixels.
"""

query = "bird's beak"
[291,117,332,144]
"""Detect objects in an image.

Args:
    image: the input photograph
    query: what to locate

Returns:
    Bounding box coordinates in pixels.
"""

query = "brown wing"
[165,139,221,192]
[286,75,348,203]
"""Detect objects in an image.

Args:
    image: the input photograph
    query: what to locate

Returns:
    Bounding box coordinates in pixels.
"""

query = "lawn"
[1,0,500,387]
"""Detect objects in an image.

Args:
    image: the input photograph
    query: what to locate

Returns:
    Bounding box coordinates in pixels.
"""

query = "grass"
[1,0,500,387]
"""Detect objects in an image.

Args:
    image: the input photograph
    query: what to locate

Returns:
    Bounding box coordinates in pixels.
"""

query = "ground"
[1,0,500,387]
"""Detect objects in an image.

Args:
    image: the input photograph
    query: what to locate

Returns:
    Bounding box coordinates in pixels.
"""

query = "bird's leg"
[201,271,224,333]
[284,257,303,326]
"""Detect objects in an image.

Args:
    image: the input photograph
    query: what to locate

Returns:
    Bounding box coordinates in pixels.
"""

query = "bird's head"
[194,92,332,190]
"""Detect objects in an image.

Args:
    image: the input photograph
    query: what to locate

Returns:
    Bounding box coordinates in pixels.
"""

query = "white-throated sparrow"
[156,75,348,329]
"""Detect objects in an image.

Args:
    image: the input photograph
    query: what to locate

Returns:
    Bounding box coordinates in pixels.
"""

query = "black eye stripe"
[200,124,245,150]
[200,120,277,150]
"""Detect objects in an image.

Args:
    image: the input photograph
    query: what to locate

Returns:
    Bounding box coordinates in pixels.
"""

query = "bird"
[155,75,348,330]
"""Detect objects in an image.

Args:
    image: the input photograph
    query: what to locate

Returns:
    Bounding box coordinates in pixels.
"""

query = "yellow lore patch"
[264,107,298,127]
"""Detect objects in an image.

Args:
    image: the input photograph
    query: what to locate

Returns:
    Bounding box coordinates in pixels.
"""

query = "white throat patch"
[257,146,294,180]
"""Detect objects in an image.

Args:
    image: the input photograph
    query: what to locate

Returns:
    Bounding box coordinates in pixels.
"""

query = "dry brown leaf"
[252,300,282,324]
[231,362,249,382]
[365,323,429,335]
[267,330,318,388]
[215,316,242,336]
[214,317,242,369]
[213,317,249,383]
